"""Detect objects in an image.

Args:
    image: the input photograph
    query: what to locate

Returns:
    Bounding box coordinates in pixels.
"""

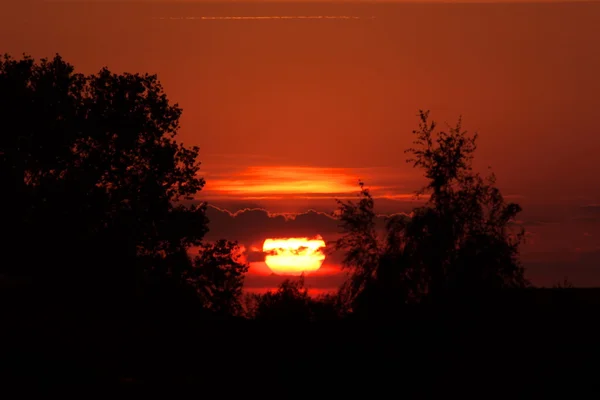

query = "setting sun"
[262,236,326,276]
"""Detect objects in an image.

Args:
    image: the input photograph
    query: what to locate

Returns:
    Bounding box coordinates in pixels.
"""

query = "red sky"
[3,0,600,289]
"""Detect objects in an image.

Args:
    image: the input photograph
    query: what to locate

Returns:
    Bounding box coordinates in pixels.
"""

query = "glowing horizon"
[207,166,375,195]
[201,165,424,201]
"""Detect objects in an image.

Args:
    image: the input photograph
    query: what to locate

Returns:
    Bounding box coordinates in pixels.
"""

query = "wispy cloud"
[203,165,416,199]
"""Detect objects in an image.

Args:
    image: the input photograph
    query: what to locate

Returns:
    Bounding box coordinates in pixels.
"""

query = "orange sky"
[4,0,593,207]
[3,0,600,288]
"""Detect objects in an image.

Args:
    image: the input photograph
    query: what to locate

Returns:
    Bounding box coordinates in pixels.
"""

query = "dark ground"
[2,289,600,393]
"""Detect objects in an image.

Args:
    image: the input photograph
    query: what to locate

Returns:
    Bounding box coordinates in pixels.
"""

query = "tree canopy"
[0,54,208,307]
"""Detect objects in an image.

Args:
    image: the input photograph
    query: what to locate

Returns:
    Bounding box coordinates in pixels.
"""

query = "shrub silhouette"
[253,277,313,321]
[248,276,342,321]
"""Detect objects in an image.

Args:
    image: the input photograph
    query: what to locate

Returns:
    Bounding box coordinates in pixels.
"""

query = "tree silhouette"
[253,277,313,321]
[334,110,528,313]
[403,110,529,302]
[187,239,249,316]
[332,184,412,315]
[333,182,385,310]
[310,292,345,321]
[249,277,343,321]
[0,54,208,308]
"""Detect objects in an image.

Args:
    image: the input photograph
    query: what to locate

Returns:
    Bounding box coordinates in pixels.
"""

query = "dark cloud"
[572,216,599,224]
[204,205,339,245]
[581,204,600,213]
[246,250,266,263]
[263,246,318,256]
[292,246,310,255]
[204,204,409,246]
[574,204,600,223]
[189,196,422,215]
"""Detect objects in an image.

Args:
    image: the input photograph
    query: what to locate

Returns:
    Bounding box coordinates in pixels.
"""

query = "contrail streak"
[151,15,374,20]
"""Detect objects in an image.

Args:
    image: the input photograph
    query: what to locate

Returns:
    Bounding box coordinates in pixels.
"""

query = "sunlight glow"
[263,235,326,276]
[208,166,376,197]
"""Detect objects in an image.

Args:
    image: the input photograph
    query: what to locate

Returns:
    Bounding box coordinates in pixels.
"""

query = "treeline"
[1,54,531,324]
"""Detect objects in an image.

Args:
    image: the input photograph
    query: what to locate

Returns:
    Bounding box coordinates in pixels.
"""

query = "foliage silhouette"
[252,276,313,321]
[187,239,249,316]
[0,54,208,309]
[404,110,529,298]
[246,276,342,321]
[553,277,575,289]
[333,110,528,314]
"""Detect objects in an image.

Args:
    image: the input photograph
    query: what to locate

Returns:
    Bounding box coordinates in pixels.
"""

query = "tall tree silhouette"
[0,54,208,309]
[334,110,528,313]
[403,110,528,302]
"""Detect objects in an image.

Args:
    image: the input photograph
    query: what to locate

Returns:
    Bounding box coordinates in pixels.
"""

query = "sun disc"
[262,236,326,276]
